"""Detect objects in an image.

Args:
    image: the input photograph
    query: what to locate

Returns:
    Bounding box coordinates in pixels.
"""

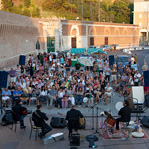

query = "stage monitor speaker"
[50,117,67,128]
[70,134,80,146]
[0,71,8,88]
[109,55,114,66]
[19,55,26,65]
[143,71,149,87]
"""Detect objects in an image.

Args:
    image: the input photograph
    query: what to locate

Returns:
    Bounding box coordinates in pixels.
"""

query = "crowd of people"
[1,52,149,110]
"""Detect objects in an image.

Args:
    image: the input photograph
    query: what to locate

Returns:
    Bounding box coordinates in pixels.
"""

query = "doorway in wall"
[71,37,77,48]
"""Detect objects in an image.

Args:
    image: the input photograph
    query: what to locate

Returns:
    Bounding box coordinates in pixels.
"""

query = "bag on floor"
[141,116,149,128]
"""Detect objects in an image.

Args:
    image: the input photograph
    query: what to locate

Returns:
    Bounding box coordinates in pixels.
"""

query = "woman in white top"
[20,79,26,90]
[104,83,112,105]
[15,65,21,77]
[57,87,65,108]
[67,86,75,105]
[38,86,47,104]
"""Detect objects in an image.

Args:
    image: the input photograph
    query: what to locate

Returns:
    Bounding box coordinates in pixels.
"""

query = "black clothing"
[75,63,81,70]
[65,64,71,71]
[8,86,15,95]
[85,90,94,98]
[66,109,83,136]
[12,104,27,127]
[12,104,26,121]
[32,110,52,137]
[116,106,131,130]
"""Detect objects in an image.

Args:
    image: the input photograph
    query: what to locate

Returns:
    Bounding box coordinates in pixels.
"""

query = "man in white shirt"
[134,70,141,86]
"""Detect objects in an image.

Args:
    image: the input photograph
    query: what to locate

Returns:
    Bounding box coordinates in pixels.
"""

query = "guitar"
[58,112,85,127]
[22,109,28,115]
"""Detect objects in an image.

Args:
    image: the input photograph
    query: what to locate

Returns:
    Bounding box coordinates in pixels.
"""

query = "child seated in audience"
[61,95,68,108]
[29,90,37,106]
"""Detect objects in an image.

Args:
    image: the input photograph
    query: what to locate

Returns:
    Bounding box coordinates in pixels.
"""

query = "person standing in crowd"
[134,70,141,86]
[111,64,117,86]
[118,62,123,76]
[131,56,135,65]
[9,68,16,83]
[142,62,148,71]
[134,54,138,63]
[65,60,71,75]
[40,54,44,66]
[32,105,52,138]
[66,105,83,138]
[12,99,27,129]
[15,64,21,78]
[75,61,81,73]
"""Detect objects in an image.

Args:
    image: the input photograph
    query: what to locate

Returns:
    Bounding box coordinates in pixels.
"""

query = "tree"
[113,0,130,24]
[42,0,53,11]
[22,8,31,17]
[1,0,13,12]
[24,0,31,8]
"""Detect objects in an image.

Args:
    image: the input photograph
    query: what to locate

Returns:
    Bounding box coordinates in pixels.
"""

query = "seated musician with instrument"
[66,105,84,138]
[116,100,132,130]
[12,99,27,129]
[32,105,52,139]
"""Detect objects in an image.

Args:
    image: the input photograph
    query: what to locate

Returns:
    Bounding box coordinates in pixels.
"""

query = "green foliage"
[12,5,22,15]
[19,4,23,9]
[24,0,31,8]
[1,0,133,24]
[42,0,53,11]
[1,0,13,12]
[113,0,130,24]
[22,8,31,17]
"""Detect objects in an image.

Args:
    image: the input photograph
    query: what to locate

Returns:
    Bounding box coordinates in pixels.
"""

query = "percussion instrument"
[104,111,116,128]
[104,117,116,128]
[83,97,88,103]
[132,132,144,138]
[115,101,123,111]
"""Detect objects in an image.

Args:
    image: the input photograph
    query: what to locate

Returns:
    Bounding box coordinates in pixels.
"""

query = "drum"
[83,97,88,103]
[115,101,123,111]
[104,117,116,128]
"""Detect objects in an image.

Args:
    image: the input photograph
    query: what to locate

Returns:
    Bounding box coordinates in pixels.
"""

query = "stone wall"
[0,11,39,69]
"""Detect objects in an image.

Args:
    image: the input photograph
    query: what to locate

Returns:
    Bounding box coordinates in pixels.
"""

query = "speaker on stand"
[19,55,26,66]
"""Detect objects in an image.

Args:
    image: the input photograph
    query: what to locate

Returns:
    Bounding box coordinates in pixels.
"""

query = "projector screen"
[132,86,144,103]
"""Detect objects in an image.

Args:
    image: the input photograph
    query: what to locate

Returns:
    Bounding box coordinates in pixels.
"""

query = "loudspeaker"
[144,71,149,87]
[70,134,80,146]
[50,117,67,128]
[109,55,115,66]
[0,71,8,88]
[19,55,26,65]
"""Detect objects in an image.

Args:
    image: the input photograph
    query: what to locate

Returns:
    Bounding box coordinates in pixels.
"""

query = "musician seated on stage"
[66,105,84,138]
[116,100,132,130]
[32,105,52,139]
[12,99,27,129]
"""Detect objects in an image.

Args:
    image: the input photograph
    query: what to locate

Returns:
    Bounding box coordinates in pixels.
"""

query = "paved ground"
[0,48,149,149]
[0,91,149,149]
